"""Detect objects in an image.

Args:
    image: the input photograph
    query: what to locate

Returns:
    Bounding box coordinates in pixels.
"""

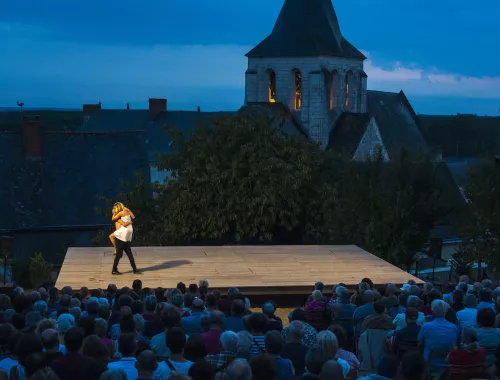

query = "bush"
[29,253,53,288]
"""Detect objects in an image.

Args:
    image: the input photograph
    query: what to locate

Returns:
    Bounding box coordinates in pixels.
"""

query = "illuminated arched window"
[345,70,354,110]
[267,69,276,103]
[293,69,302,110]
[330,70,339,110]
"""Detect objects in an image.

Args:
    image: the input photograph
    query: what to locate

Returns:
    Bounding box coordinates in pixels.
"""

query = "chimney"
[197,106,201,112]
[82,102,102,114]
[149,98,167,118]
[126,103,130,110]
[23,115,42,158]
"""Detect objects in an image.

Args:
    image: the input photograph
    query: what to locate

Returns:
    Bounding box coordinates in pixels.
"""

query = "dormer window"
[345,71,353,110]
[293,69,302,110]
[268,70,276,103]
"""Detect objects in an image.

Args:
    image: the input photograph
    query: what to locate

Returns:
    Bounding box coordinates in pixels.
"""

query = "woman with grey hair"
[33,300,48,317]
[235,330,253,359]
[316,330,350,378]
[456,293,478,328]
[56,314,75,345]
[447,326,486,377]
[392,295,425,330]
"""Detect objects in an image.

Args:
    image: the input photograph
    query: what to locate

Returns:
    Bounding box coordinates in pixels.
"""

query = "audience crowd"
[0,275,500,380]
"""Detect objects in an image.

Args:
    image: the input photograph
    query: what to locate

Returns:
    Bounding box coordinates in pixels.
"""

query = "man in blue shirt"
[418,299,459,371]
[352,290,375,336]
[181,299,205,335]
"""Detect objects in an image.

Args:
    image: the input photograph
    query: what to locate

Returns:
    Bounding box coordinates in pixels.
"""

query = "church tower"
[245,0,367,147]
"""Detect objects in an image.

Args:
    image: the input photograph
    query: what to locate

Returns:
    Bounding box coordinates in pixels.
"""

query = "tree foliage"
[107,113,448,269]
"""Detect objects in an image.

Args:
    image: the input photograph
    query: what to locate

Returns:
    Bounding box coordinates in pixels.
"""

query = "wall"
[353,118,389,161]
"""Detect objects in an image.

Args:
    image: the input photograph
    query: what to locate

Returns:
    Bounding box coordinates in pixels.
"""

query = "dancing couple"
[109,202,142,275]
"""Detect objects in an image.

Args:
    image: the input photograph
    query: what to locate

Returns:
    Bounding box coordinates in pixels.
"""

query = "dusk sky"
[1,0,499,115]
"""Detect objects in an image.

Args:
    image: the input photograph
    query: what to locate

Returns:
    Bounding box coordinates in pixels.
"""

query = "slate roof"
[0,130,150,230]
[365,90,431,159]
[327,113,371,158]
[246,0,365,59]
[80,110,149,132]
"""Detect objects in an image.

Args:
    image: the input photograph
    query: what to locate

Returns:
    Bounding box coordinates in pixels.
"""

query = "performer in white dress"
[110,202,141,275]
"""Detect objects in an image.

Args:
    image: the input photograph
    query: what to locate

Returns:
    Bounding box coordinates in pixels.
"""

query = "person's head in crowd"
[248,313,268,336]
[249,354,276,380]
[135,350,158,378]
[87,299,100,317]
[70,307,81,321]
[225,358,252,380]
[473,282,483,294]
[41,328,59,353]
[191,299,205,314]
[64,327,84,352]
[220,331,238,354]
[188,360,214,380]
[462,326,480,351]
[25,311,42,332]
[464,293,478,309]
[230,300,245,318]
[400,284,411,294]
[57,307,70,319]
[459,274,470,284]
[405,308,419,325]
[12,312,26,330]
[132,279,142,294]
[171,294,184,310]
[319,360,344,380]
[83,334,110,363]
[184,293,194,310]
[206,293,218,310]
[78,316,96,337]
[431,299,449,318]
[24,352,48,378]
[480,288,493,303]
[36,318,56,336]
[264,330,283,355]
[311,290,324,302]
[317,330,340,360]
[426,289,441,306]
[328,325,348,350]
[184,334,208,362]
[236,331,253,359]
[314,282,325,292]
[477,307,496,328]
[119,314,136,335]
[362,278,374,289]
[33,300,47,316]
[374,354,399,379]
[176,282,187,294]
[80,286,90,298]
[373,300,386,315]
[398,351,427,380]
[93,318,108,338]
[144,295,157,313]
[61,286,72,296]
[288,320,304,343]
[154,287,165,303]
[118,333,137,358]
[289,308,306,323]
[385,283,397,297]
[423,282,433,294]
[483,279,493,289]
[119,294,133,309]
[189,283,199,295]
[99,370,128,380]
[337,287,350,302]
[406,295,421,310]
[70,297,81,309]
[207,311,225,331]
[261,302,276,319]
[409,285,420,297]
[305,347,329,376]
[166,326,187,356]
[212,290,221,301]
[228,288,240,301]
[131,300,143,315]
[363,290,375,304]
[30,291,41,303]
[135,339,151,358]
[457,282,468,293]
[0,294,12,311]
[161,305,181,330]
[16,333,43,366]
[453,288,465,305]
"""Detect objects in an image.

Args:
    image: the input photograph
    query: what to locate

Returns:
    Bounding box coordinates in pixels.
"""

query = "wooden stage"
[55,245,420,295]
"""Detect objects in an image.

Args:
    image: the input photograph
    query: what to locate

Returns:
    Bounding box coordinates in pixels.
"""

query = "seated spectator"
[201,311,225,355]
[418,300,459,371]
[10,333,43,380]
[155,327,193,378]
[447,326,486,380]
[281,321,308,375]
[302,347,329,380]
[331,287,356,341]
[134,350,157,380]
[476,307,500,367]
[150,305,182,358]
[184,335,208,363]
[24,352,48,379]
[248,313,269,357]
[205,331,237,379]
[171,294,190,318]
[360,300,393,334]
[304,291,327,331]
[224,300,245,333]
[206,294,218,313]
[328,324,360,374]
[452,288,465,312]
[177,282,187,295]
[382,283,398,311]
[82,334,111,364]
[262,302,283,332]
[142,296,163,339]
[224,358,251,380]
[478,288,496,311]
[51,327,107,380]
[188,360,214,380]
[264,331,295,380]
[235,331,253,359]
[182,299,205,336]
[78,316,96,338]
[249,354,276,380]
[352,290,375,336]
[108,334,139,379]
[358,354,399,380]
[282,309,317,349]
[316,330,350,378]
[24,311,42,333]
[319,360,344,380]
[392,295,425,330]
[397,351,427,380]
[392,308,421,358]
[457,293,478,328]
[389,293,407,319]
[41,329,63,365]
[56,314,75,345]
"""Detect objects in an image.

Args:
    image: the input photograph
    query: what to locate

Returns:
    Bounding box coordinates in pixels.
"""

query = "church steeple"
[246,0,365,59]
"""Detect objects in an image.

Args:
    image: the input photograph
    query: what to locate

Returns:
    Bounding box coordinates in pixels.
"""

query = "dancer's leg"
[109,233,117,254]
[124,242,140,274]
[112,239,125,274]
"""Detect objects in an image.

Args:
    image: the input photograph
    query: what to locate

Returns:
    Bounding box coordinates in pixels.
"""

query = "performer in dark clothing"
[112,238,141,275]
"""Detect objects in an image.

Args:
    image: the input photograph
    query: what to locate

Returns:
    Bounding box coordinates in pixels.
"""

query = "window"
[344,71,353,110]
[293,69,302,110]
[330,70,339,110]
[268,70,276,103]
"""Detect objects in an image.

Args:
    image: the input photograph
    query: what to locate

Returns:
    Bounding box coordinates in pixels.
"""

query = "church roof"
[246,0,365,59]
[327,113,371,158]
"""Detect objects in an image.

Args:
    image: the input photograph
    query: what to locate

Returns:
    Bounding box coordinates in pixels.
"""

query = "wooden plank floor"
[55,245,421,294]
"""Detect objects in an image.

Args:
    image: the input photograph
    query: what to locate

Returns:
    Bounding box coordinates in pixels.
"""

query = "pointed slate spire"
[246,0,365,59]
